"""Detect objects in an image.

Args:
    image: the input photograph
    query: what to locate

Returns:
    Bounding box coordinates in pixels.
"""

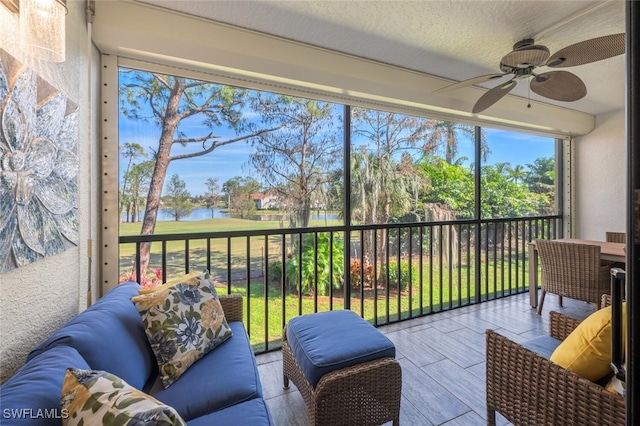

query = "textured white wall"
[574,109,626,240]
[0,0,98,383]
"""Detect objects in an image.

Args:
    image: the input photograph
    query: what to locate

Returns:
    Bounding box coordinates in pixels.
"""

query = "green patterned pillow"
[131,270,233,388]
[61,368,186,425]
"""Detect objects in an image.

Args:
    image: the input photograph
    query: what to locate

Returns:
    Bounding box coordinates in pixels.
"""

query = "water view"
[122,207,340,222]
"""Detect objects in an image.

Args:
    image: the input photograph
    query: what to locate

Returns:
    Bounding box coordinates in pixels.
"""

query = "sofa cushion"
[186,398,273,426]
[26,282,156,390]
[61,368,186,426]
[148,322,262,421]
[550,304,626,381]
[285,309,396,387]
[0,346,89,425]
[131,271,233,388]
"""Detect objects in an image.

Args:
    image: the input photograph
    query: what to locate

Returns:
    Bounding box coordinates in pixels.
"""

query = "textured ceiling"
[137,0,626,116]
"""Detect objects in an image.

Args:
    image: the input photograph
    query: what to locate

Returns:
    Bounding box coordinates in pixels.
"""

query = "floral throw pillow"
[61,368,186,425]
[131,270,233,388]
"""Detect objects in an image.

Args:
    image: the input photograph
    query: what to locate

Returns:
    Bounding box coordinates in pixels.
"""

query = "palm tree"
[506,164,527,185]
[526,157,555,193]
[428,121,489,164]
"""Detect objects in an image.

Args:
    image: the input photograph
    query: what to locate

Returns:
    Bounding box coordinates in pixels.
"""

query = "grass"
[118,217,535,351]
[219,258,530,352]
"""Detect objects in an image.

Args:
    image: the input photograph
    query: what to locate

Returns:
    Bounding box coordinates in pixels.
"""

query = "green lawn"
[118,218,535,351]
[219,257,530,351]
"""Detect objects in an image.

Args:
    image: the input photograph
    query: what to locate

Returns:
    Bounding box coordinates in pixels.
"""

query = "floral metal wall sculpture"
[0,49,79,273]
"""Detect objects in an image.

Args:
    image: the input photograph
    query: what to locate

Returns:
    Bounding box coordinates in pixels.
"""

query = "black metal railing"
[119,215,560,353]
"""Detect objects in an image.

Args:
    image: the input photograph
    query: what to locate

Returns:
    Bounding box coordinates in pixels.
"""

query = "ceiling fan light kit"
[435,33,625,113]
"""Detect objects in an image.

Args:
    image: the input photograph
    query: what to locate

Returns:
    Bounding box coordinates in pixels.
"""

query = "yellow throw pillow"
[138,272,198,294]
[550,303,626,381]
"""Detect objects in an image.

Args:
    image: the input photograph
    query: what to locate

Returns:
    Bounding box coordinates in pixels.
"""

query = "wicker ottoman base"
[282,324,401,426]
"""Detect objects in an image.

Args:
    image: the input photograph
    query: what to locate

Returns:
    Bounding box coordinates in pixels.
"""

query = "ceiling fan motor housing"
[501,39,550,69]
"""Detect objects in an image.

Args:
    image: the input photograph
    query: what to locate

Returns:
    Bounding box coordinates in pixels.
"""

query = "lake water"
[123,207,339,222]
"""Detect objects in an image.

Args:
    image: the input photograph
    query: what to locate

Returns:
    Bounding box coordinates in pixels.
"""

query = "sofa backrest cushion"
[26,282,156,389]
[0,345,90,425]
[147,322,262,421]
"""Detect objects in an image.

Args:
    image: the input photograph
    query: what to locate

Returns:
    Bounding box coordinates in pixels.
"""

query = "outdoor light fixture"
[1,0,67,62]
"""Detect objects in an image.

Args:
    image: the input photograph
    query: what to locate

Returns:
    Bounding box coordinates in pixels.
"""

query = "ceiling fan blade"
[433,73,506,94]
[501,45,550,68]
[546,33,625,68]
[530,71,587,101]
[472,79,517,113]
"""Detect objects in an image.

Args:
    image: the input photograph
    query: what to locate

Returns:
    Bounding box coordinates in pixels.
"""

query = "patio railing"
[119,215,560,353]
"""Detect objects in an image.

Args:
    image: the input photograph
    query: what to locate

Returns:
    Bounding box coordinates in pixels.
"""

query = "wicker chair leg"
[558,295,563,307]
[283,374,290,390]
[487,407,496,426]
[537,290,546,315]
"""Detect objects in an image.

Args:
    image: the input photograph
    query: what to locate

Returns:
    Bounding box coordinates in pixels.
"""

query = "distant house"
[252,191,280,210]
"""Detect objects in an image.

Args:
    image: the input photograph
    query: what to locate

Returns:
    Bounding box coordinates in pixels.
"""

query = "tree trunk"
[138,91,181,277]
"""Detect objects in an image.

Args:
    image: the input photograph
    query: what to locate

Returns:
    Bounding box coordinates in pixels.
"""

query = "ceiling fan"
[433,33,625,113]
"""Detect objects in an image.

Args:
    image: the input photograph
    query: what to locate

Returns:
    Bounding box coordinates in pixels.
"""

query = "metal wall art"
[0,49,79,273]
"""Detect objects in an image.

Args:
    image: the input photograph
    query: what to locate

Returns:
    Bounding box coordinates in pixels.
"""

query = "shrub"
[385,259,418,293]
[268,260,283,283]
[350,260,375,290]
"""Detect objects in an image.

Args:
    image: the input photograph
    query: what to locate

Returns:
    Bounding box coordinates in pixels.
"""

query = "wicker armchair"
[535,239,610,315]
[486,310,625,426]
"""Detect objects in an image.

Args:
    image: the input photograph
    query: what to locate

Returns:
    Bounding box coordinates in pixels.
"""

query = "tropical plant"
[285,233,344,296]
[427,121,489,164]
[349,260,375,290]
[418,156,475,218]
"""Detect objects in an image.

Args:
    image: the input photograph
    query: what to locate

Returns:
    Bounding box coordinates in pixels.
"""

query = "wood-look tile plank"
[466,361,486,382]
[447,326,486,353]
[398,358,470,425]
[427,316,466,333]
[263,391,310,426]
[384,329,445,367]
[440,410,486,426]
[257,359,288,400]
[411,327,485,368]
[398,396,435,426]
[421,358,488,418]
[450,311,504,334]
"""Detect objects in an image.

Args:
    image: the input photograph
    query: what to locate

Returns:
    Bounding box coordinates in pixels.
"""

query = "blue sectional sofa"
[0,281,272,425]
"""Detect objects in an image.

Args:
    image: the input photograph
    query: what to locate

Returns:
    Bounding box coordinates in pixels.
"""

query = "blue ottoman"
[282,310,401,426]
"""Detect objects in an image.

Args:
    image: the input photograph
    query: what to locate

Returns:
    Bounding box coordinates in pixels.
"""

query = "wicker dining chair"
[535,239,611,315]
[603,232,627,269]
[606,231,627,244]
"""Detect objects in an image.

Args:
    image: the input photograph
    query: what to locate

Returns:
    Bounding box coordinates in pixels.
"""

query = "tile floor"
[255,291,595,426]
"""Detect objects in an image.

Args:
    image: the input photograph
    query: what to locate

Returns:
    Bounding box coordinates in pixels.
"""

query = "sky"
[118,70,555,197]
